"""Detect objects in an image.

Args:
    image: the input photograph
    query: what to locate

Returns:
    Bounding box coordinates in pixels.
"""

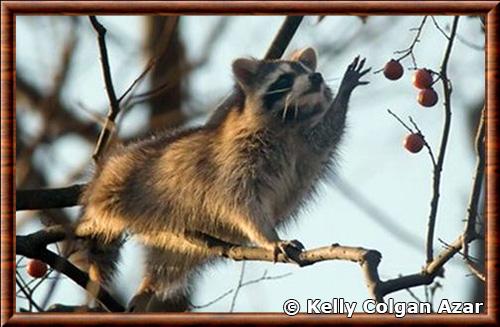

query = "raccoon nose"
[309,72,323,86]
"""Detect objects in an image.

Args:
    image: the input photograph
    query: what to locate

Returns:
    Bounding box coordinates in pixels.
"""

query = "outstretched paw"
[340,55,371,92]
[273,239,305,265]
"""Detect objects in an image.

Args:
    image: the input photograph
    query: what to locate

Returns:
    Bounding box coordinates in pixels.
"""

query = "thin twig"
[430,16,451,40]
[117,58,156,104]
[40,270,62,310]
[425,16,459,264]
[404,286,423,303]
[387,110,437,167]
[190,289,234,310]
[394,16,428,68]
[438,238,480,263]
[240,271,292,288]
[387,109,413,133]
[374,16,428,74]
[229,261,246,312]
[16,278,44,312]
[408,116,437,167]
[464,260,486,282]
[190,269,291,310]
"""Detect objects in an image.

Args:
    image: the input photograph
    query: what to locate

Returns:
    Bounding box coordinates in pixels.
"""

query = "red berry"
[403,133,425,153]
[383,59,404,80]
[412,69,433,89]
[27,259,48,278]
[417,88,438,107]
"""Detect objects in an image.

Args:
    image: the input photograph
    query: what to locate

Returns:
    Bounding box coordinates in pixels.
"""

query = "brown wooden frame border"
[1,1,498,325]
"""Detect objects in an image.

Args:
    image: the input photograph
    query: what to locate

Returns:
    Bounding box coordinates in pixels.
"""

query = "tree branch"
[16,184,85,211]
[16,226,125,312]
[462,107,486,281]
[264,16,304,59]
[425,16,459,264]
[191,269,291,310]
[382,103,486,296]
[463,107,485,241]
[18,187,484,311]
[89,16,121,162]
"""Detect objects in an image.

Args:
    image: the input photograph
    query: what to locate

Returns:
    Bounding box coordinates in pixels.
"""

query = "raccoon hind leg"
[75,210,126,286]
[128,246,205,312]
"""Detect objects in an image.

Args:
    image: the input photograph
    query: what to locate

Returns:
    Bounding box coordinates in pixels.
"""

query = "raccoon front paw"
[340,56,371,92]
[273,239,305,265]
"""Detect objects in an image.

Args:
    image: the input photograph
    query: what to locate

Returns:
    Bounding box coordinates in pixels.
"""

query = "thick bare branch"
[264,16,304,59]
[16,184,84,211]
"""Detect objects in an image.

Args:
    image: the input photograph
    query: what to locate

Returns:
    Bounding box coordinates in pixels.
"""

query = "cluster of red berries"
[383,59,438,107]
[383,59,438,154]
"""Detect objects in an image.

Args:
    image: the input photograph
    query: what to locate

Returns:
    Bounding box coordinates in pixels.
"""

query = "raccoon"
[75,48,370,312]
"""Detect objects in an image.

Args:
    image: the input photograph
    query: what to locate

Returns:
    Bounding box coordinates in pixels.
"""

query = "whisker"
[266,87,292,95]
[282,94,292,122]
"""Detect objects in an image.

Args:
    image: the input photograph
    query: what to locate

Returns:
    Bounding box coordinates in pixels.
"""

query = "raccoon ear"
[291,47,317,71]
[232,58,259,88]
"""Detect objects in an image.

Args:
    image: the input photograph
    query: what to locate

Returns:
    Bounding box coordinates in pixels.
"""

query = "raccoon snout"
[309,72,323,87]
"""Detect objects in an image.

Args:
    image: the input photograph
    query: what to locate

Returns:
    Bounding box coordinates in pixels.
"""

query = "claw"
[358,58,366,71]
[274,240,305,265]
[352,56,360,69]
[360,67,372,76]
[288,239,305,252]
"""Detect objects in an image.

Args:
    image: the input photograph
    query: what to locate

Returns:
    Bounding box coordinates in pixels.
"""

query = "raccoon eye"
[273,73,295,91]
[263,73,295,110]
